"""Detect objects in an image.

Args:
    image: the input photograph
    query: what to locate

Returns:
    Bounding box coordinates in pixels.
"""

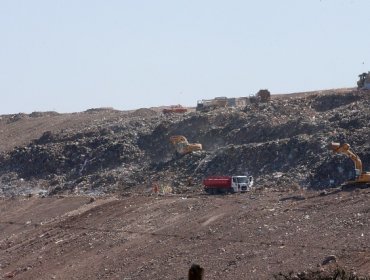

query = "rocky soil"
[0,188,369,279]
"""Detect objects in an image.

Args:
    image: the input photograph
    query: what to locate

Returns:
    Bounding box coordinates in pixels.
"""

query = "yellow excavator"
[329,142,370,186]
[169,135,202,155]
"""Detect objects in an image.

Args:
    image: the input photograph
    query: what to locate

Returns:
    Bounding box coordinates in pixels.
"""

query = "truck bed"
[203,176,232,188]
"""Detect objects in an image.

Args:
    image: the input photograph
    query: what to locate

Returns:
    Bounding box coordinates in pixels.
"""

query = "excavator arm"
[329,142,370,185]
[330,142,363,176]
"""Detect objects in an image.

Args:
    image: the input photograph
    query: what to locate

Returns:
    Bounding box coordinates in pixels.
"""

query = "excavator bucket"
[183,143,202,154]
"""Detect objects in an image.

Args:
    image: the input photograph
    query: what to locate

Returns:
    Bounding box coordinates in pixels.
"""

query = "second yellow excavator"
[169,135,202,155]
[329,142,370,186]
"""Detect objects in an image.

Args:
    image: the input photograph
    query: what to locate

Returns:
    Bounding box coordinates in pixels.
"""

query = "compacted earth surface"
[0,89,369,279]
[1,188,369,279]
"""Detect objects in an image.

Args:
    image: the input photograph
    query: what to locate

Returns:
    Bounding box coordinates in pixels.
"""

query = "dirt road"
[1,188,369,279]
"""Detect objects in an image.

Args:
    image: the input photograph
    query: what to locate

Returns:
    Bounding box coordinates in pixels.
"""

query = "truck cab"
[232,176,252,192]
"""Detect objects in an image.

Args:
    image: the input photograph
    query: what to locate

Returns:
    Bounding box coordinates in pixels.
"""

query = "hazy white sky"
[1,0,369,114]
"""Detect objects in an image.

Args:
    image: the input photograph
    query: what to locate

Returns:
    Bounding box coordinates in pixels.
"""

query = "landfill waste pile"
[0,89,369,197]
[274,266,370,280]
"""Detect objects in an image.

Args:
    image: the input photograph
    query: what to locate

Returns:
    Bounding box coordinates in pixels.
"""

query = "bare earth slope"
[0,109,131,154]
[1,188,369,279]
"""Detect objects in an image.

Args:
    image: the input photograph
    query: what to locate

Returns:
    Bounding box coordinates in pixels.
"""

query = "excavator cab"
[169,135,202,155]
[329,142,370,187]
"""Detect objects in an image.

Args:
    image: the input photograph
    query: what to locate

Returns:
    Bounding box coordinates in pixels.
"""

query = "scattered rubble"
[274,266,370,280]
[0,90,369,196]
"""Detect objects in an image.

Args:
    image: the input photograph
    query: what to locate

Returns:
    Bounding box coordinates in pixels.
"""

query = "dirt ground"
[1,188,369,279]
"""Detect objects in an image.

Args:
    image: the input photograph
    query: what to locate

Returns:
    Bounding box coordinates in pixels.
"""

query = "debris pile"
[0,90,369,196]
[274,266,370,280]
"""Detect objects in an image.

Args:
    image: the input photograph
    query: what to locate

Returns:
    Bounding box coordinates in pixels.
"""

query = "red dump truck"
[203,175,253,194]
[162,105,187,114]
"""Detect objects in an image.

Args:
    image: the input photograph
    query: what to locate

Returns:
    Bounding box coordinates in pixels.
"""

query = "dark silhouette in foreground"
[188,264,204,280]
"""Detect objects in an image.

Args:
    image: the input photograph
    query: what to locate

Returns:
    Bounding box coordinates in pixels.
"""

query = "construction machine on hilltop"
[196,97,228,112]
[256,89,271,102]
[162,105,188,114]
[169,135,202,155]
[357,72,370,90]
[249,89,271,103]
[329,142,370,187]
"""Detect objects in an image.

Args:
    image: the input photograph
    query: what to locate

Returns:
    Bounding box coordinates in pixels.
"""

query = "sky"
[1,0,369,114]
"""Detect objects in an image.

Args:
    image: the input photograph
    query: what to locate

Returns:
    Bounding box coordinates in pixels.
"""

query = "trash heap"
[0,90,369,196]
